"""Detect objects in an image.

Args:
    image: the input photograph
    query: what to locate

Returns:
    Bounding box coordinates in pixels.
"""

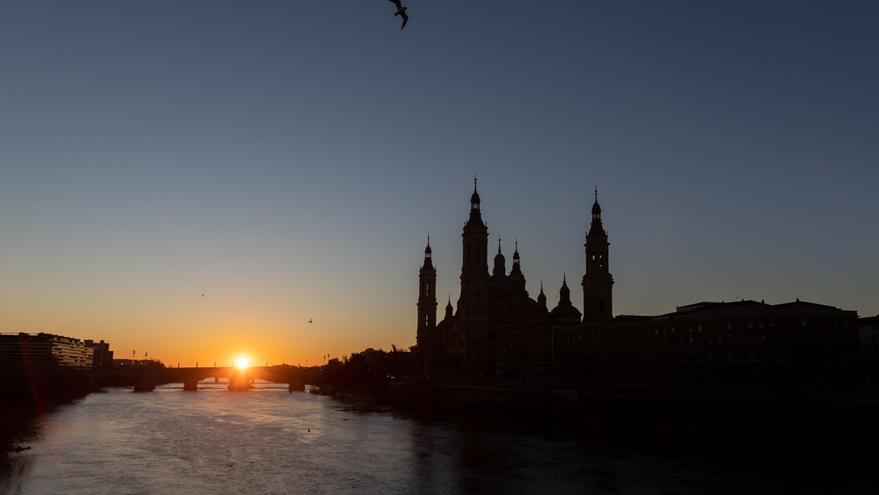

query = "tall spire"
[460,178,489,312]
[424,234,432,260]
[417,234,438,346]
[497,237,502,254]
[584,188,613,321]
[470,175,481,210]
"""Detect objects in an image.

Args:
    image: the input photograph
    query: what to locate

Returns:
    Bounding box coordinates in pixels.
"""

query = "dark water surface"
[1,384,872,494]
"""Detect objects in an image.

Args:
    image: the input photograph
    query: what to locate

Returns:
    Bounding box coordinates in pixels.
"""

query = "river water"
[1,383,871,494]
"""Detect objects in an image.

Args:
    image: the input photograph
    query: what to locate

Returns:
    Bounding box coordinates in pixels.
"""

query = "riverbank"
[383,382,879,472]
[0,364,96,469]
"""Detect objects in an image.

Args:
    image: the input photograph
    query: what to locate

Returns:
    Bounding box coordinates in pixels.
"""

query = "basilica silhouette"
[416,179,613,382]
[415,180,860,388]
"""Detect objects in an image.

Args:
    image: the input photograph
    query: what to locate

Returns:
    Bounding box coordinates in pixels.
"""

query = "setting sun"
[234,356,250,370]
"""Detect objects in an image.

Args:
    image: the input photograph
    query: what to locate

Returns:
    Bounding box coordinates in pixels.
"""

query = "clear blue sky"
[1,1,877,364]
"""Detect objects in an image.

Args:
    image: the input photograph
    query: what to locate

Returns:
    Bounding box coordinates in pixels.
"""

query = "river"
[1,383,872,494]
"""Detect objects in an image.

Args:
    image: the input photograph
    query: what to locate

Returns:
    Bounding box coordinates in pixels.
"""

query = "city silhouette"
[2,1,879,493]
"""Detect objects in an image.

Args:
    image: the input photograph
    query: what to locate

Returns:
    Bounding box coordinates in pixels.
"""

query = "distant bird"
[307,319,313,324]
[388,0,409,30]
[201,293,205,298]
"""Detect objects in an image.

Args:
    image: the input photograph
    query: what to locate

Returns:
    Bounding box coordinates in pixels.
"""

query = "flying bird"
[388,0,409,30]
[307,319,313,324]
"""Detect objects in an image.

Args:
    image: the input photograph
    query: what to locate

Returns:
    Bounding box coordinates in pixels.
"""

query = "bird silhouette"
[388,0,408,30]
[307,319,313,324]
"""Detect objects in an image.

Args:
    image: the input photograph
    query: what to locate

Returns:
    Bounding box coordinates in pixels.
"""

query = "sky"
[1,0,877,367]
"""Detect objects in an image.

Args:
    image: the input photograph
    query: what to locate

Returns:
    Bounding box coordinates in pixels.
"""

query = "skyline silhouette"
[0,1,877,367]
[3,3,879,493]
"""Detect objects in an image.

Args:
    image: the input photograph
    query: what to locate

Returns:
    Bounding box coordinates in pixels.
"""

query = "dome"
[494,250,505,264]
[492,238,506,276]
[550,303,582,325]
[559,275,570,300]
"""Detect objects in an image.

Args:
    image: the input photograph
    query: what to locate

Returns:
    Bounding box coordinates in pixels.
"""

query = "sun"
[234,356,251,370]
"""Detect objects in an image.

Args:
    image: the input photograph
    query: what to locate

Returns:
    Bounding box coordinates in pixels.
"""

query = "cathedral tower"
[459,178,489,312]
[582,188,614,321]
[417,236,437,345]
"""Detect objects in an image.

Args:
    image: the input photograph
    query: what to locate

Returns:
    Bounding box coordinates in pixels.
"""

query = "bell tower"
[582,188,614,321]
[417,236,437,345]
[459,177,489,313]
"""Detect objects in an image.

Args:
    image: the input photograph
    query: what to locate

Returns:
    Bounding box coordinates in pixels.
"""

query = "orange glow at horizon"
[0,275,417,369]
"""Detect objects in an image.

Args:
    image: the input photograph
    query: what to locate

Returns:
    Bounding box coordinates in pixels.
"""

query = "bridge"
[94,365,317,392]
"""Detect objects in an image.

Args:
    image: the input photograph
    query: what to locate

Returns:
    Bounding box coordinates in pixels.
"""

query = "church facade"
[415,181,860,389]
[415,179,614,383]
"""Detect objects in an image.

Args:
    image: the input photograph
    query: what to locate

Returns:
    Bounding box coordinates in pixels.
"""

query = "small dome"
[550,302,582,325]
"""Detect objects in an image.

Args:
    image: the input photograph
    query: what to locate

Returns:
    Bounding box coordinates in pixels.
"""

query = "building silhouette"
[582,188,613,322]
[0,332,112,369]
[860,315,879,362]
[415,182,860,388]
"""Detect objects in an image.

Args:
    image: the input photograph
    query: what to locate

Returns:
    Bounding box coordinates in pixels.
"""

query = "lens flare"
[234,356,250,370]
